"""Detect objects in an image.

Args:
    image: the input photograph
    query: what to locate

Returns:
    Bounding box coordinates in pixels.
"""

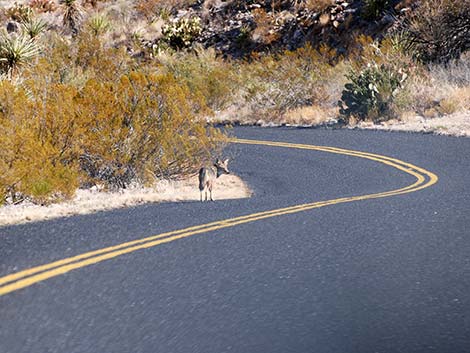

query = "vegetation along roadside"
[0,0,468,217]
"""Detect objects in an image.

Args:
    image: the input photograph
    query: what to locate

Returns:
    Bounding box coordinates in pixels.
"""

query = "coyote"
[198,158,230,201]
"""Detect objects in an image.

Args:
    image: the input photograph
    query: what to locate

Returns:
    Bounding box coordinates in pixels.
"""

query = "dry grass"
[210,104,337,127]
[0,174,251,226]
[277,105,337,126]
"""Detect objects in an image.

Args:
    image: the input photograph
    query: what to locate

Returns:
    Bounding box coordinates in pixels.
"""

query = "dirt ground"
[0,174,251,226]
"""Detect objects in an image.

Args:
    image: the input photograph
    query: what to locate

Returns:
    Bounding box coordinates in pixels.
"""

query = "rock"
[6,21,19,33]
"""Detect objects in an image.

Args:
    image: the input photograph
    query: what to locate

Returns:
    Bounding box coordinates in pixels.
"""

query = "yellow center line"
[0,138,438,296]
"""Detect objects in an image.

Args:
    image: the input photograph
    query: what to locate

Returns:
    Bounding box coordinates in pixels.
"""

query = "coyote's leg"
[209,185,214,201]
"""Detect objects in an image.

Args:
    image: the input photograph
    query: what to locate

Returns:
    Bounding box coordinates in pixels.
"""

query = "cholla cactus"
[162,17,202,48]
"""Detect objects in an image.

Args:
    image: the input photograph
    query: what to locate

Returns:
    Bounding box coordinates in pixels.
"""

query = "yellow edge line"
[0,138,438,296]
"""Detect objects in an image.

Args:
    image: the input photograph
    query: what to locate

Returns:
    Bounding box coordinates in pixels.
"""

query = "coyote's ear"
[215,158,220,164]
[223,158,229,164]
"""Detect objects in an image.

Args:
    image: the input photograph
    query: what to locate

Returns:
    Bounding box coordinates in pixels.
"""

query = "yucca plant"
[60,0,84,35]
[21,18,49,39]
[87,13,111,36]
[0,34,40,76]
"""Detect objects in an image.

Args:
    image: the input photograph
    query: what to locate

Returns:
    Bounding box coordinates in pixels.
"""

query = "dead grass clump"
[281,105,337,126]
[400,55,470,116]
[438,87,470,114]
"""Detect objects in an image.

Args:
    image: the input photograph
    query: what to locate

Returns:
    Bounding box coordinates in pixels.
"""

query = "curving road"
[1,127,469,353]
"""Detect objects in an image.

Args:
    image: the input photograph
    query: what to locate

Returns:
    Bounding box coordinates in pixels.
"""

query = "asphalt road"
[1,127,469,353]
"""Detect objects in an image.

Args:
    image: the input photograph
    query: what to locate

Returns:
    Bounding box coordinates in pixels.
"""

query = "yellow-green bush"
[0,48,225,204]
[77,71,224,187]
[0,80,81,204]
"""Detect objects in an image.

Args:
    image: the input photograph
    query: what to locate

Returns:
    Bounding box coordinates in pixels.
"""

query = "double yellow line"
[0,138,438,296]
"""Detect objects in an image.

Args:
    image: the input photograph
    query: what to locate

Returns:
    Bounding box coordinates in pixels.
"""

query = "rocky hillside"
[156,0,413,57]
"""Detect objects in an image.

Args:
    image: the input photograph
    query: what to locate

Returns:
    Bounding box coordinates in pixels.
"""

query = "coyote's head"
[215,158,230,176]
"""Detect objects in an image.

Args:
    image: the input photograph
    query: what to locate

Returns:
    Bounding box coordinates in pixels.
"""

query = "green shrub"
[339,63,408,122]
[0,80,81,204]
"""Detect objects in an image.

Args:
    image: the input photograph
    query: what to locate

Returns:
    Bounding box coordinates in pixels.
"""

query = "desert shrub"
[29,0,56,13]
[428,54,470,87]
[399,0,470,63]
[162,17,202,49]
[75,31,131,82]
[0,62,224,204]
[77,71,223,187]
[237,45,337,118]
[400,55,470,115]
[0,80,81,204]
[362,0,391,20]
[0,30,226,204]
[339,63,408,122]
[158,47,235,112]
